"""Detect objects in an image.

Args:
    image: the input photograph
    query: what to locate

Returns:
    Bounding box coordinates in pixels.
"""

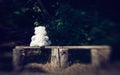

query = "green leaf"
[21,8,29,13]
[14,11,21,15]
[34,21,40,26]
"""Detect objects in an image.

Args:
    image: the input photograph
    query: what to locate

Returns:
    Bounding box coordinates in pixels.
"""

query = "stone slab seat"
[12,45,111,71]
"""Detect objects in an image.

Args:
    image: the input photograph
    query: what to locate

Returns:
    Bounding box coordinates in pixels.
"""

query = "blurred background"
[0,0,120,72]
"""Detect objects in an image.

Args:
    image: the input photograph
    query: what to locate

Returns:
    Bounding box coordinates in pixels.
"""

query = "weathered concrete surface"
[13,46,111,70]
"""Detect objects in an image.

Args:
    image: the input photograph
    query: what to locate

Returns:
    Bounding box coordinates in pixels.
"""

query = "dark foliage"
[0,0,120,64]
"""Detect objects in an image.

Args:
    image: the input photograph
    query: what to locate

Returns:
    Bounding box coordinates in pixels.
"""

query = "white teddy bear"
[30,26,51,47]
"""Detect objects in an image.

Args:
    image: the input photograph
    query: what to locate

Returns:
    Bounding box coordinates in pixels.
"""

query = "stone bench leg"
[91,48,111,67]
[59,48,68,68]
[51,48,68,69]
[13,48,24,71]
[51,48,59,68]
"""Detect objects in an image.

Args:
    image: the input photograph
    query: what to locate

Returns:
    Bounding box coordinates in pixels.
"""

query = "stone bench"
[13,46,111,71]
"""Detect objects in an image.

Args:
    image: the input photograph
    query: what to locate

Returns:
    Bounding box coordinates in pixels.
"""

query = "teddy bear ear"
[41,26,46,30]
[35,26,46,30]
[34,26,39,30]
[34,27,36,30]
